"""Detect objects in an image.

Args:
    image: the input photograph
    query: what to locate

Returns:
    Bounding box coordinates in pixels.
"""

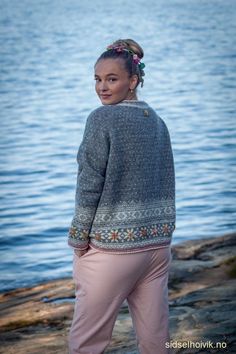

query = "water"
[0,0,236,292]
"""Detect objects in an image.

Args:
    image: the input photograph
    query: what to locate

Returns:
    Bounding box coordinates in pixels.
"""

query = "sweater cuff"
[68,225,89,250]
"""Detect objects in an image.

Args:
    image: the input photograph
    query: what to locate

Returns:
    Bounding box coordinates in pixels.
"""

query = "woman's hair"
[95,38,145,88]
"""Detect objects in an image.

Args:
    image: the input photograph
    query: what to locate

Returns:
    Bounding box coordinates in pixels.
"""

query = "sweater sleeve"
[68,110,110,250]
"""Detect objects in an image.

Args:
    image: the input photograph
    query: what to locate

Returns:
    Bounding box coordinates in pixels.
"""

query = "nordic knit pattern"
[68,100,176,254]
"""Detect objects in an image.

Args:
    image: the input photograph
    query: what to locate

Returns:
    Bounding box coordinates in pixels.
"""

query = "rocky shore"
[0,232,235,354]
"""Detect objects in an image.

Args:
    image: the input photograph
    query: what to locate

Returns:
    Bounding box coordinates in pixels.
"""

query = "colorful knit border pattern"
[68,199,175,251]
[68,222,175,251]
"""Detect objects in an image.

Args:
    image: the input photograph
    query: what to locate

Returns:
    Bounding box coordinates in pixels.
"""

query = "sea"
[0,0,236,292]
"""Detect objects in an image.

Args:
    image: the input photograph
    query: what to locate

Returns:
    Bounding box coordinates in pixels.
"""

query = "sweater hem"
[89,239,171,254]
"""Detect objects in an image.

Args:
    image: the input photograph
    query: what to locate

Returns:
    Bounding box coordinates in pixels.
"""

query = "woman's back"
[71,100,176,254]
[102,100,174,201]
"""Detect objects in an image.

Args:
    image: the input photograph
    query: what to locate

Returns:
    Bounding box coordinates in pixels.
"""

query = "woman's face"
[94,58,138,105]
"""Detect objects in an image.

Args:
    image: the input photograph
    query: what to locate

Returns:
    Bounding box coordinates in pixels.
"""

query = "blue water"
[0,0,236,292]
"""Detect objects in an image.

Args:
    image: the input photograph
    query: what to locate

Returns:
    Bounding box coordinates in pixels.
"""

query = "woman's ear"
[130,74,139,90]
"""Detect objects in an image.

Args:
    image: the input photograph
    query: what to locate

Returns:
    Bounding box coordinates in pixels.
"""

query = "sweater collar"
[116,100,149,109]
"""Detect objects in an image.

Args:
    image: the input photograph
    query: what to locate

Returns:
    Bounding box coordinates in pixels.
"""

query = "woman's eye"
[94,78,117,82]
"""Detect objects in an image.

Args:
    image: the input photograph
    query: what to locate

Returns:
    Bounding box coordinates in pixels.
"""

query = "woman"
[67,38,176,354]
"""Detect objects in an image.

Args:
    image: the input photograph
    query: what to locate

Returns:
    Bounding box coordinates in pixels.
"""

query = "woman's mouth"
[100,94,111,99]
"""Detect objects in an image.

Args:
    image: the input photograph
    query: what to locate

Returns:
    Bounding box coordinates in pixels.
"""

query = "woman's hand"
[74,248,88,258]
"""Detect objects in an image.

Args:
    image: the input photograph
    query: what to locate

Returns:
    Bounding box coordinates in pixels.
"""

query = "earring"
[130,89,134,93]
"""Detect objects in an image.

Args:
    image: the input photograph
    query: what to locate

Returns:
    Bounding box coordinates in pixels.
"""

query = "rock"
[0,232,235,353]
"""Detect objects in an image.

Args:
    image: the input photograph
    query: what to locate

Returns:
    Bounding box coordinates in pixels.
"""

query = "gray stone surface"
[0,232,235,353]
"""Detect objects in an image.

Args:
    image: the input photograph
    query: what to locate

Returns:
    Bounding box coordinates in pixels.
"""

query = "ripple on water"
[0,0,236,292]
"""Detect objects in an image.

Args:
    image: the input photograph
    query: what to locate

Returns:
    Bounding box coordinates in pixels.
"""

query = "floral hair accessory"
[106,44,145,69]
[139,62,145,70]
[132,54,140,65]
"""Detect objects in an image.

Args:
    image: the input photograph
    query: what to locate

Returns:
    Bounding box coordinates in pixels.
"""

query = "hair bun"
[111,39,144,59]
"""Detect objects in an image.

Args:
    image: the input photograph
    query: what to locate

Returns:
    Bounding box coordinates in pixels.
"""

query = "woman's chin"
[100,99,114,105]
[99,96,124,105]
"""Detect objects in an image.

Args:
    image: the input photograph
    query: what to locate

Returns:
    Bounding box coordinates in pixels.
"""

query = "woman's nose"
[99,81,108,91]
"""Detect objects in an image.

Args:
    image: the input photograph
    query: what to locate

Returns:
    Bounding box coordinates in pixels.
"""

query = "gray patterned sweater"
[68,100,176,254]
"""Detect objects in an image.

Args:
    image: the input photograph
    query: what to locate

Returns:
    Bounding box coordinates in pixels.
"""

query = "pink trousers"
[68,244,172,354]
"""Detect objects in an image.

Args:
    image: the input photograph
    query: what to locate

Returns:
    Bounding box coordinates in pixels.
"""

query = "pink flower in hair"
[133,54,140,65]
